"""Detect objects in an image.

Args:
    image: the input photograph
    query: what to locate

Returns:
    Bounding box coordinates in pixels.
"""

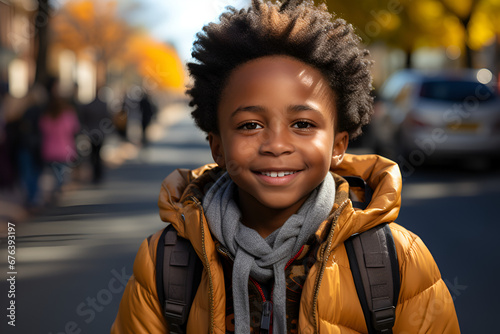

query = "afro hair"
[187,0,374,140]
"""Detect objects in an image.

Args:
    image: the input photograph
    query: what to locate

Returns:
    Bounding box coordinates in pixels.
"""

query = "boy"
[111,1,460,333]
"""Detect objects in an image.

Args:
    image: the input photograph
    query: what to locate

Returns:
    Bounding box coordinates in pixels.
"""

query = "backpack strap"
[155,224,203,334]
[343,175,373,210]
[345,223,400,334]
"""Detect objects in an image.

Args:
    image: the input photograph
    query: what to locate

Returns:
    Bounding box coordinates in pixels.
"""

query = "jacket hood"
[326,154,402,249]
[158,154,402,256]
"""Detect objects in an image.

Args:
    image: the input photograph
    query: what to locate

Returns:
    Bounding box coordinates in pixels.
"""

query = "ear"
[208,132,226,168]
[331,131,349,168]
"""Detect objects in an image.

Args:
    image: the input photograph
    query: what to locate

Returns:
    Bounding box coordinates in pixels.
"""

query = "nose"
[259,126,294,156]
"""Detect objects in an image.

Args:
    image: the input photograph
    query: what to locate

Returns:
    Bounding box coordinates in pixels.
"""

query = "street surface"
[1,107,499,333]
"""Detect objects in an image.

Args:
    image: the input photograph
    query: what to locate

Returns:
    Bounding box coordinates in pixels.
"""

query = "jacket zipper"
[249,277,273,334]
[191,196,216,334]
[311,200,349,333]
[286,245,305,269]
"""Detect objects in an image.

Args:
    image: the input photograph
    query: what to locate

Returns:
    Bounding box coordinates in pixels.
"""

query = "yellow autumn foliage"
[324,0,500,65]
[126,35,185,91]
[468,0,500,49]
[441,0,476,20]
[51,0,185,91]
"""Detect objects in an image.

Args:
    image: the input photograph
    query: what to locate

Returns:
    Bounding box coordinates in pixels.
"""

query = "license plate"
[446,122,479,132]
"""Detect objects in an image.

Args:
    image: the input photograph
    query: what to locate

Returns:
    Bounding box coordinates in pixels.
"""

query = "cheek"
[223,137,259,175]
[227,138,259,158]
[298,136,334,175]
[308,133,334,162]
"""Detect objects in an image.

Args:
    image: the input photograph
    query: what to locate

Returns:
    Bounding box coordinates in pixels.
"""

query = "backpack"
[155,176,400,334]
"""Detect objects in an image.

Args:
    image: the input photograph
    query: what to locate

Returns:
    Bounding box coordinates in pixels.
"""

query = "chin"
[257,195,307,211]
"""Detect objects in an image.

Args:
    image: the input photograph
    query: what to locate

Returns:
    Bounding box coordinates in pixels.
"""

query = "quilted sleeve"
[392,225,460,333]
[111,235,168,334]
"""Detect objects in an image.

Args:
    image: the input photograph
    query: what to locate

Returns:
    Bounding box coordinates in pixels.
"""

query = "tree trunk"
[438,0,477,68]
[495,35,500,94]
[34,0,50,85]
[96,58,107,90]
[464,43,473,68]
[405,49,413,68]
[461,15,474,68]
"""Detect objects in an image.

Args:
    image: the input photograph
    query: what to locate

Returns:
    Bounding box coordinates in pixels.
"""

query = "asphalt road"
[396,163,500,333]
[1,111,499,333]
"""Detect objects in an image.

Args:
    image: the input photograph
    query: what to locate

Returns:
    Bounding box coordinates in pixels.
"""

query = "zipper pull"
[260,301,273,333]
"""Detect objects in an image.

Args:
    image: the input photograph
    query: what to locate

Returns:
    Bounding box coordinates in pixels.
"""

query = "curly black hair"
[187,0,373,140]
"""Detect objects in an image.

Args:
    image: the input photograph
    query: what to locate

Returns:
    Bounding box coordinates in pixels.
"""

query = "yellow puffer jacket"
[111,154,460,333]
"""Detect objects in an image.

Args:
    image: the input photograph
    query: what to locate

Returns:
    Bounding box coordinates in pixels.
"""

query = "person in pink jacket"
[39,77,80,200]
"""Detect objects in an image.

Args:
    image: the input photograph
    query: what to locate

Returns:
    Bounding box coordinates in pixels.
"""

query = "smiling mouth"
[257,171,298,178]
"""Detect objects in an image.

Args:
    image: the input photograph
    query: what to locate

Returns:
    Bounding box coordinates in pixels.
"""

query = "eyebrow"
[230,105,264,118]
[230,104,322,118]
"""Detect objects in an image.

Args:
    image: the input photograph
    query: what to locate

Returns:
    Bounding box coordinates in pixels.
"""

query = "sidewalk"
[0,101,189,236]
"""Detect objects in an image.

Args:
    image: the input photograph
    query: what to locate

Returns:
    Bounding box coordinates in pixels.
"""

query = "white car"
[371,69,500,166]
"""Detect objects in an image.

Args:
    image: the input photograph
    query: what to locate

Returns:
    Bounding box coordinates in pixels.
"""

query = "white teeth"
[260,171,296,177]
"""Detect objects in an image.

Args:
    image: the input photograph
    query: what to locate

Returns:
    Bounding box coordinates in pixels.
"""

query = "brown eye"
[293,121,313,129]
[239,122,262,130]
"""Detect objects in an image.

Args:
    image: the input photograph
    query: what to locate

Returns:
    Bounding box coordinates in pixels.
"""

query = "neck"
[237,188,308,239]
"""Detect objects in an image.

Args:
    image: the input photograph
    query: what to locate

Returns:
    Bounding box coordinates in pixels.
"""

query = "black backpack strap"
[345,223,400,334]
[343,175,373,210]
[155,224,203,334]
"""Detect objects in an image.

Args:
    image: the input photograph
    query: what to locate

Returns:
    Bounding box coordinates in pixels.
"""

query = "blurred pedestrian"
[80,87,111,184]
[15,84,47,209]
[113,98,129,140]
[0,83,30,190]
[139,90,155,145]
[0,82,16,189]
[39,77,80,202]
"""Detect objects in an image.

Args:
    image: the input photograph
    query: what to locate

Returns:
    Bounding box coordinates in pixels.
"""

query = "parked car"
[370,69,500,165]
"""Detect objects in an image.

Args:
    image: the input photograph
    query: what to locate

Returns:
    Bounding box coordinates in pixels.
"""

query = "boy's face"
[209,56,348,212]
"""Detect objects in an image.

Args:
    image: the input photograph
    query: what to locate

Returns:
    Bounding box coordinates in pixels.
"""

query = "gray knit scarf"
[203,172,335,333]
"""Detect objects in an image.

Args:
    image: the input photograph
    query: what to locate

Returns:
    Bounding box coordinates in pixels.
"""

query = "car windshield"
[419,80,495,102]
